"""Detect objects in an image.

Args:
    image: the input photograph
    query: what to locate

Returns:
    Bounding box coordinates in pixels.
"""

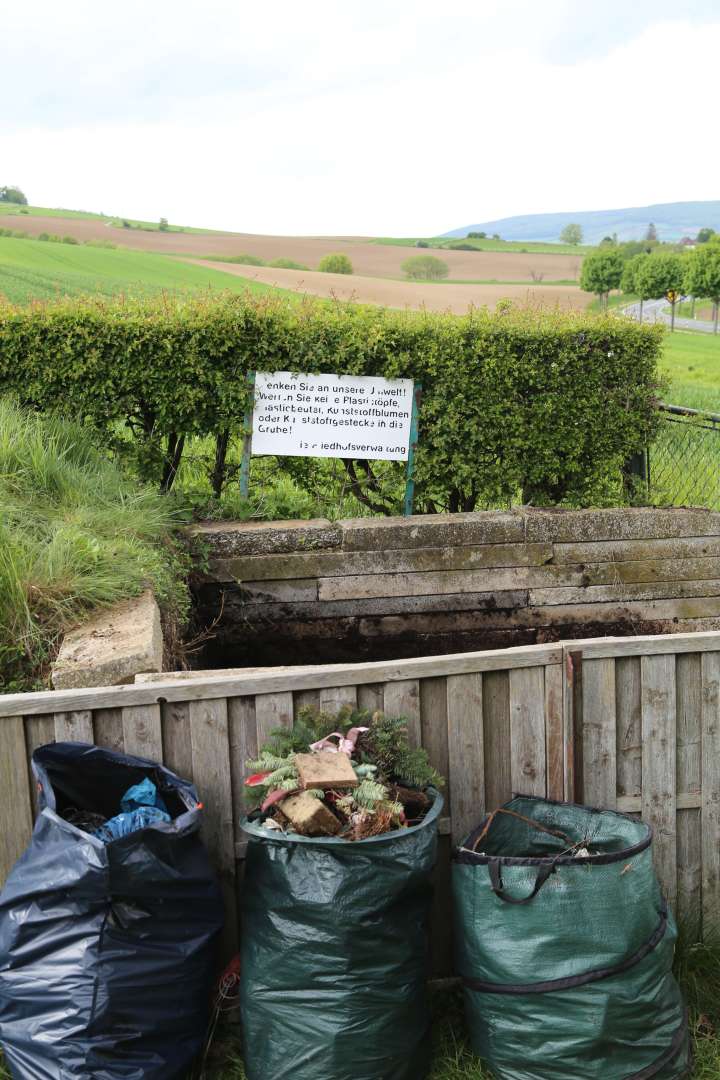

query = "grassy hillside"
[0,202,215,234]
[445,200,720,244]
[0,236,281,303]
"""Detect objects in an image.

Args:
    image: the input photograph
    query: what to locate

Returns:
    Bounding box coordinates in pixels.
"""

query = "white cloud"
[1,1,719,234]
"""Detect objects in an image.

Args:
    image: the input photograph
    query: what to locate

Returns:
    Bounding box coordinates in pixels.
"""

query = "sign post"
[239,371,420,514]
[239,371,256,500]
[403,382,422,516]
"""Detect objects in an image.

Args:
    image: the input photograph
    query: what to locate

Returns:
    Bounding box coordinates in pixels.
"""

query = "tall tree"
[579,250,623,310]
[696,227,715,244]
[620,253,650,321]
[635,253,684,331]
[684,243,720,334]
[644,222,658,243]
[559,223,583,245]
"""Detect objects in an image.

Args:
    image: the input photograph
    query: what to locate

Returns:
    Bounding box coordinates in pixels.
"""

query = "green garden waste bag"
[239,789,442,1080]
[453,796,690,1080]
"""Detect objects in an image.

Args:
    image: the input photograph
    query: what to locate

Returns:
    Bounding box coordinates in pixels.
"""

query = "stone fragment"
[280,791,341,836]
[51,590,162,689]
[294,751,359,790]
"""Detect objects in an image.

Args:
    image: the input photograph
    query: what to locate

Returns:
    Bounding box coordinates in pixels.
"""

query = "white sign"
[251,372,414,461]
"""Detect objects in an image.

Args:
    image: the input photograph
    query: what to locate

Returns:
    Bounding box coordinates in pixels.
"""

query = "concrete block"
[52,590,163,689]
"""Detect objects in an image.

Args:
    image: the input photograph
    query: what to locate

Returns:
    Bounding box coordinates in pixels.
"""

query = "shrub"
[0,295,663,514]
[225,254,265,266]
[401,255,449,280]
[269,258,308,270]
[415,240,430,248]
[468,231,486,239]
[318,253,353,274]
[62,235,79,245]
[159,218,169,232]
[448,242,476,251]
[38,232,49,242]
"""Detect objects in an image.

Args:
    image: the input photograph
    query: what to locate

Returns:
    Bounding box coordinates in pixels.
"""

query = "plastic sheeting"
[453,795,690,1080]
[0,742,224,1080]
[240,788,443,1080]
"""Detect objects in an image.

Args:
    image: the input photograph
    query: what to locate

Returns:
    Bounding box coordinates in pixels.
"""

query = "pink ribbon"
[309,726,368,755]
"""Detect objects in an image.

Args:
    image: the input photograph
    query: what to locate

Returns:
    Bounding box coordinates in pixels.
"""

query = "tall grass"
[0,399,188,690]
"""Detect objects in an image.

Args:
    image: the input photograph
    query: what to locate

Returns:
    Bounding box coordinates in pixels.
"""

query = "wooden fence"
[1,630,719,971]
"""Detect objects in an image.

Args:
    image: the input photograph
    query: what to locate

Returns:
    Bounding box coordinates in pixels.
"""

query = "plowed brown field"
[0,213,584,283]
[191,260,590,313]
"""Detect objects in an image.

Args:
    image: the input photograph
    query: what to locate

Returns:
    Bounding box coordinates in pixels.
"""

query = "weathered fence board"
[701,651,720,935]
[641,654,678,909]
[447,673,484,845]
[1,631,720,964]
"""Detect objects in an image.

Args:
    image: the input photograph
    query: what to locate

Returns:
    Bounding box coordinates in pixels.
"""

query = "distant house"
[679,237,697,248]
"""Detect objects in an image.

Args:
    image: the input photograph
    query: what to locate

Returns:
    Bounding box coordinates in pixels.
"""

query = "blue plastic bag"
[93,777,171,842]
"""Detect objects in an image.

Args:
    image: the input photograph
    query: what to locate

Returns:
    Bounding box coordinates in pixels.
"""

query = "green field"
[661,331,720,411]
[373,235,592,255]
[0,236,281,303]
[0,203,216,235]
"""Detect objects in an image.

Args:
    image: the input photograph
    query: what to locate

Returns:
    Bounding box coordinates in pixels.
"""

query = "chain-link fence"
[647,404,720,509]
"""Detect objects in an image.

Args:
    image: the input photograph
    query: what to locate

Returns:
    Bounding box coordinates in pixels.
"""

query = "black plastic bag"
[0,742,224,1080]
[239,788,442,1080]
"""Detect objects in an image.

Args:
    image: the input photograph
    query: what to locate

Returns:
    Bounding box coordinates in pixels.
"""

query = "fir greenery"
[244,707,444,834]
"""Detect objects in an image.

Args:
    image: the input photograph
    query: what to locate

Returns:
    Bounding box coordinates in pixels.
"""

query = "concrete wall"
[191,508,720,666]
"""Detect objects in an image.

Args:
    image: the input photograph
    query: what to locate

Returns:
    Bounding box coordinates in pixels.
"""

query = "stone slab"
[338,512,525,551]
[188,518,342,556]
[524,507,720,544]
[52,590,163,690]
[206,542,554,583]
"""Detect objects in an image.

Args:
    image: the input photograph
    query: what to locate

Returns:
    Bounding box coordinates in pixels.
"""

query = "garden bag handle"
[488,859,556,904]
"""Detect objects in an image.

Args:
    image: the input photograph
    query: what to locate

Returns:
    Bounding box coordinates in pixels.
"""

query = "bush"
[318,253,353,274]
[0,295,663,514]
[448,242,476,251]
[225,254,265,266]
[62,236,79,245]
[269,258,308,270]
[38,233,49,242]
[401,255,449,280]
[415,240,430,248]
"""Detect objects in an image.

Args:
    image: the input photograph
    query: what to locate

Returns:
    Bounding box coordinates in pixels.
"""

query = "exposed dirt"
[188,259,590,313]
[0,212,585,282]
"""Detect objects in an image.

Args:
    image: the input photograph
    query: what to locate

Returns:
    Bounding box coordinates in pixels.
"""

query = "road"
[624,297,718,333]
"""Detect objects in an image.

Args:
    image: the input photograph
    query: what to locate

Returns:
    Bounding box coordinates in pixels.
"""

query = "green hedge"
[0,294,664,512]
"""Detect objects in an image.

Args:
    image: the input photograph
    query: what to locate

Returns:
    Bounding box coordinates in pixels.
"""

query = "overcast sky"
[2,0,719,235]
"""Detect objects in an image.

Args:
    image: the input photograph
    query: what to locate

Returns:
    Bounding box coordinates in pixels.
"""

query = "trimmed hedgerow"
[0,293,664,512]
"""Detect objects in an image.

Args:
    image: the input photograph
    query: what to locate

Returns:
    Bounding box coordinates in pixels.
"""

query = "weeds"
[0,398,189,691]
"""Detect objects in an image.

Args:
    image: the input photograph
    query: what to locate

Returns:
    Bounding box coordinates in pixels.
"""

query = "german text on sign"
[251,372,414,461]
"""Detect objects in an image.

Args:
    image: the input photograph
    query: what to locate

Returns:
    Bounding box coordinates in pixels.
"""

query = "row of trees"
[580,242,720,332]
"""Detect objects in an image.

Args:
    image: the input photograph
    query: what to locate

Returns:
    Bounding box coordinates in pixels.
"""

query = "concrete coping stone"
[51,589,163,690]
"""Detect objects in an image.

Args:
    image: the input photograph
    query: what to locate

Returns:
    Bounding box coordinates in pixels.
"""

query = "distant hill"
[445,201,720,244]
